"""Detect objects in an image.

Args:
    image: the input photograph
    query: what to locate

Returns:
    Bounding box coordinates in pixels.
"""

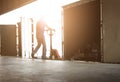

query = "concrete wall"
[0,0,36,15]
[103,0,120,63]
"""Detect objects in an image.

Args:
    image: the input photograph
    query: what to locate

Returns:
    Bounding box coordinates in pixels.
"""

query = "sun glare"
[0,0,79,58]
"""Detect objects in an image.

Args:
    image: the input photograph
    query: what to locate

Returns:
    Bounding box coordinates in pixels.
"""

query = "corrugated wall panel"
[63,0,101,61]
[1,25,16,56]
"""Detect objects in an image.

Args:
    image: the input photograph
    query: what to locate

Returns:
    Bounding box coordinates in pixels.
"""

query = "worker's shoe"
[32,57,37,59]
[31,53,37,59]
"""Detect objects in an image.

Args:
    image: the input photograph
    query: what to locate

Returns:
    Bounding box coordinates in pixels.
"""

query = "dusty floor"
[0,56,120,82]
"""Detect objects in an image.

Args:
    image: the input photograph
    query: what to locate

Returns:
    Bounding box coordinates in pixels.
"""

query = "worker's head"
[39,16,46,22]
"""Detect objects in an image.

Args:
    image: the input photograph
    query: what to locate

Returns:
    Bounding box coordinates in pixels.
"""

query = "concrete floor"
[0,56,120,82]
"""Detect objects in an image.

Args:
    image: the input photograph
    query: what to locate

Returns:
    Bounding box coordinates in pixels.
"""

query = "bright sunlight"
[0,0,79,58]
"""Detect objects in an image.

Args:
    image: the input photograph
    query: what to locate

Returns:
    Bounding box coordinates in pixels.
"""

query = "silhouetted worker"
[31,17,49,59]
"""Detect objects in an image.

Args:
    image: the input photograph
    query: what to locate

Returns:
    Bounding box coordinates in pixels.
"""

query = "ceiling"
[0,0,36,15]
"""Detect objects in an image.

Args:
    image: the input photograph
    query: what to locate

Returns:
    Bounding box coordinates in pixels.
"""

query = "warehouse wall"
[0,25,17,56]
[103,0,120,63]
[0,25,16,56]
[0,2,1,13]
[0,0,36,15]
[63,0,101,61]
[0,27,1,55]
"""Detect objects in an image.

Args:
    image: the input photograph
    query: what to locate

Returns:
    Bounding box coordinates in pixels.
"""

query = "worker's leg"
[41,37,46,59]
[31,38,41,58]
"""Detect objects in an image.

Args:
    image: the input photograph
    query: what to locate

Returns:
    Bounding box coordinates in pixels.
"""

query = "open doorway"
[16,17,63,59]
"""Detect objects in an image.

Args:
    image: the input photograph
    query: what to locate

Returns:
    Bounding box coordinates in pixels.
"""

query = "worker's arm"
[44,24,51,31]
